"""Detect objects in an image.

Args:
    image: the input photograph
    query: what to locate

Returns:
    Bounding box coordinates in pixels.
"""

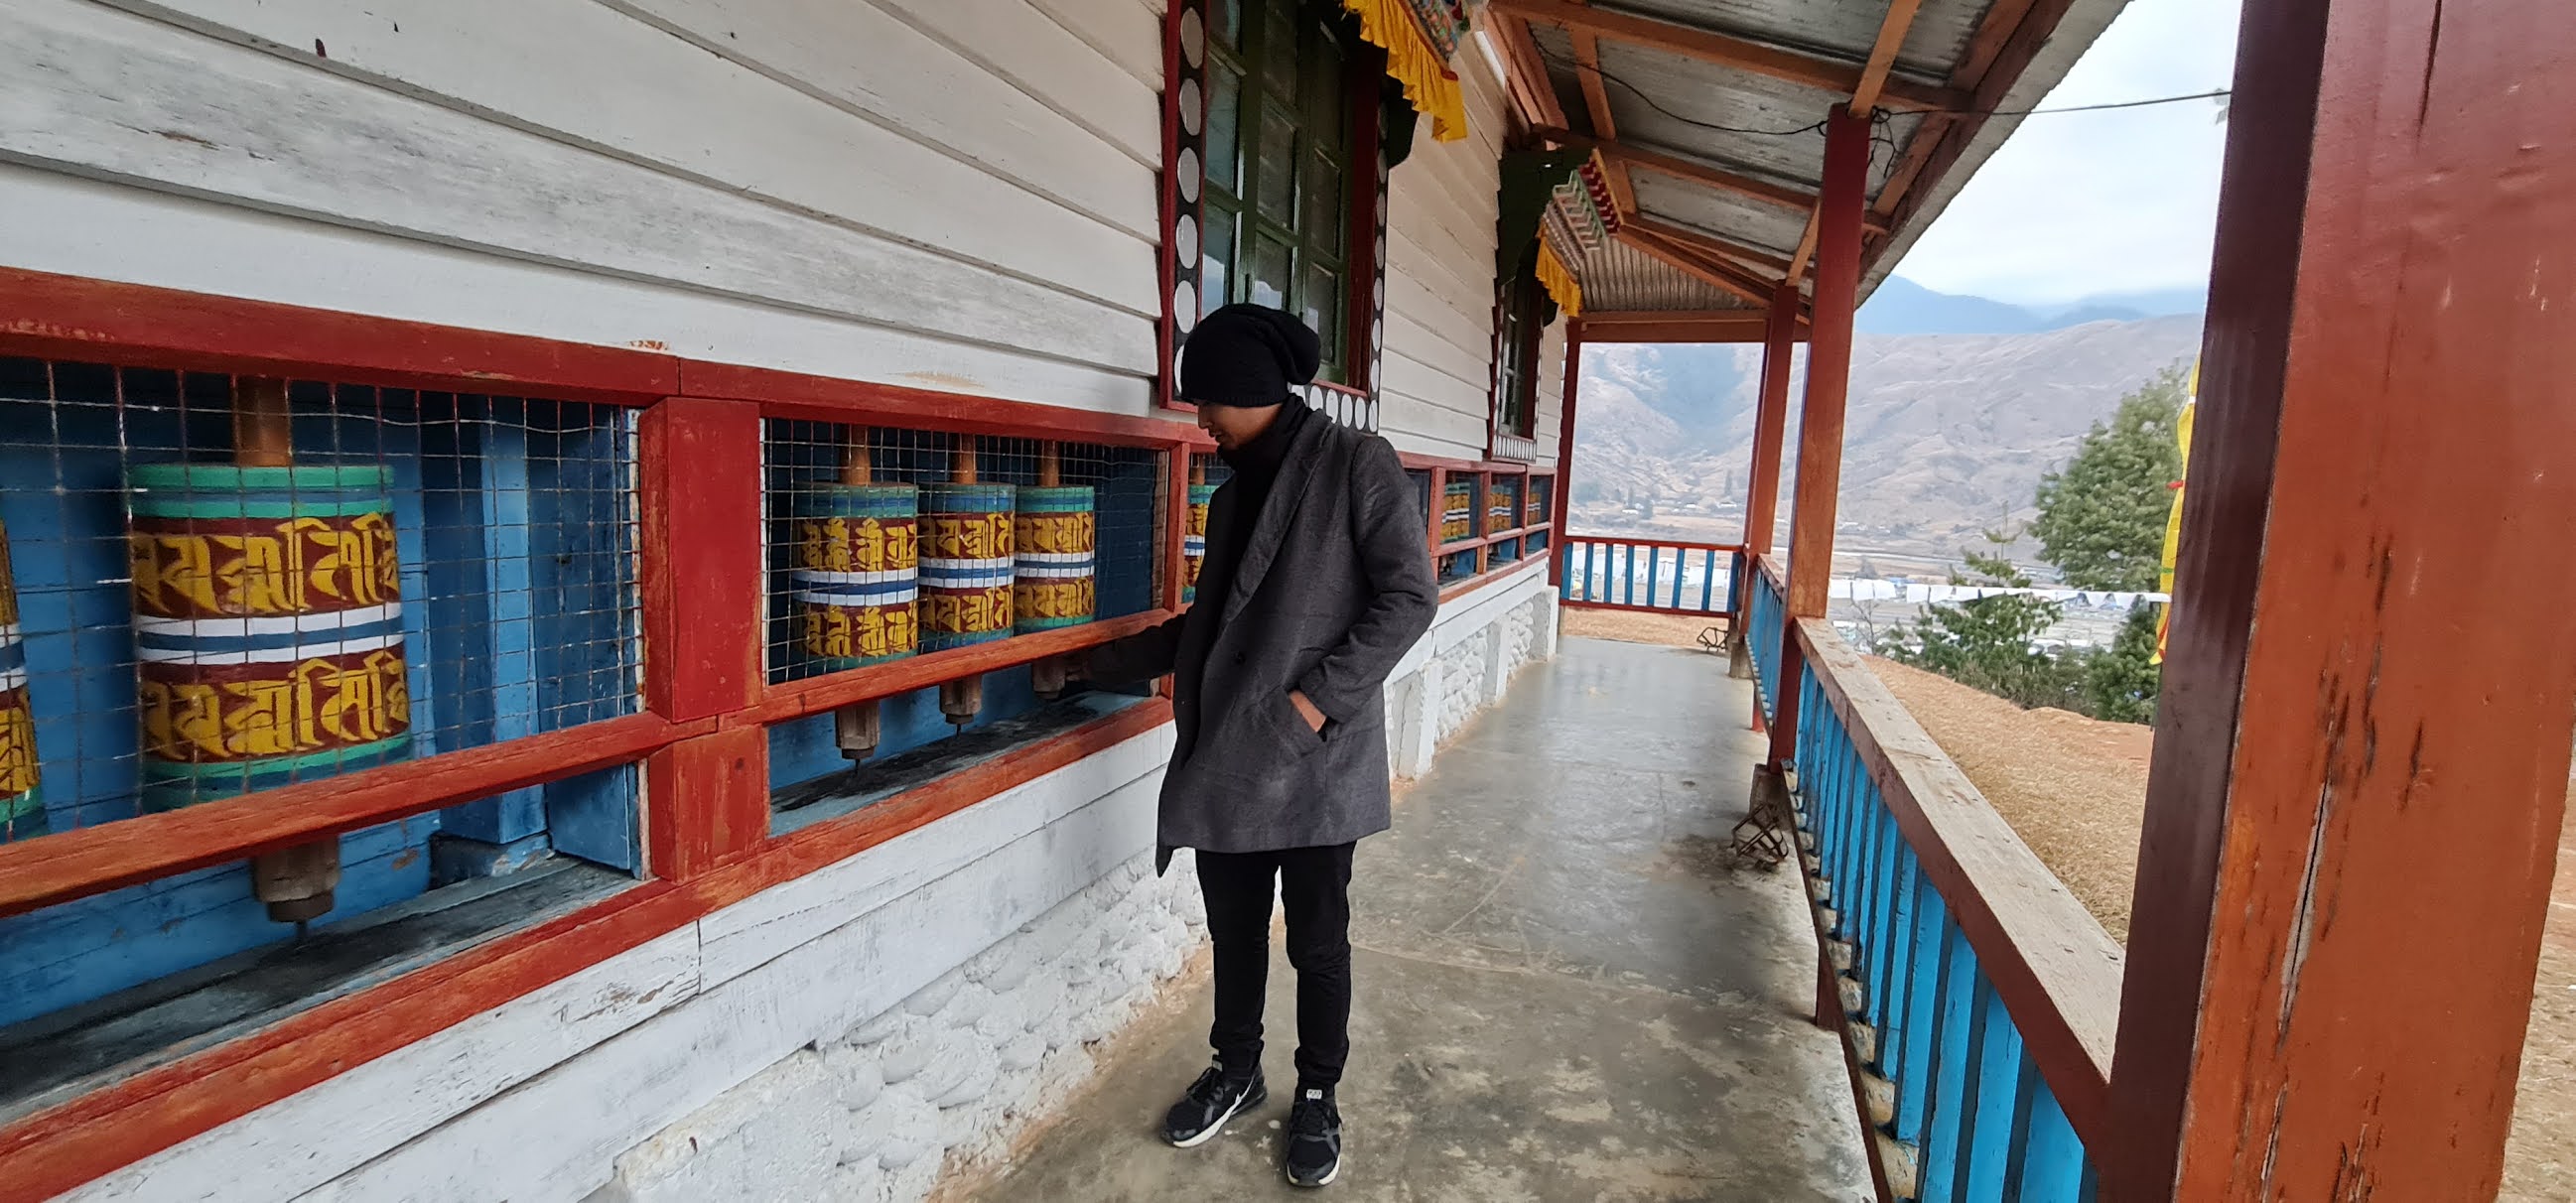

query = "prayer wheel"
[1182,482,1216,603]
[919,482,1017,654]
[795,482,920,671]
[1013,486,1097,633]
[1442,478,1475,543]
[125,464,413,816]
[1490,481,1516,532]
[0,519,42,844]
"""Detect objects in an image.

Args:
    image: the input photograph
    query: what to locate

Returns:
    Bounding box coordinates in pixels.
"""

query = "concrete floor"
[984,638,1872,1201]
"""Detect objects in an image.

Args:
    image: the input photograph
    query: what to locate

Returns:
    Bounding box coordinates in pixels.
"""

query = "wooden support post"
[1732,287,1800,683]
[1549,322,1582,588]
[2104,0,2576,1196]
[1767,107,1866,768]
[833,431,882,760]
[1030,442,1068,698]
[232,377,340,926]
[941,436,984,726]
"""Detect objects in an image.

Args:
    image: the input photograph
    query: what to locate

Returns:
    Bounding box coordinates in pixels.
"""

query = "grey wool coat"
[1088,414,1437,862]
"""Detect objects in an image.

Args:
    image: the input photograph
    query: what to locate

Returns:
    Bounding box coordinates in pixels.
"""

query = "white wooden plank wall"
[1376,50,1513,463]
[1535,318,1566,468]
[5,0,1170,412]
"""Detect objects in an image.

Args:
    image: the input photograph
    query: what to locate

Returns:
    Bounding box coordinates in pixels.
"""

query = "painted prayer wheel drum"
[0,519,42,843]
[126,466,412,812]
[1182,482,1216,603]
[1490,482,1516,531]
[794,483,920,670]
[1442,479,1475,543]
[1013,486,1097,632]
[919,483,1017,651]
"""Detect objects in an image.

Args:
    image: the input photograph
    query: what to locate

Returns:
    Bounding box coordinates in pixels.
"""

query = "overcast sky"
[1887,0,2242,306]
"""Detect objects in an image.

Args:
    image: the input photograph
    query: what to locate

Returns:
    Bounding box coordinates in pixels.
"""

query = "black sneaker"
[1162,1064,1266,1147]
[1284,1088,1342,1187]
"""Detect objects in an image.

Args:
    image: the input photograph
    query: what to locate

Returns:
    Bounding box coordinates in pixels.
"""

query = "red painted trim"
[1164,450,1192,612]
[1400,451,1540,476]
[639,398,764,722]
[1153,0,1191,413]
[0,714,687,921]
[0,700,1173,1203]
[1343,49,1386,397]
[1436,554,1551,604]
[748,610,1174,726]
[644,726,771,881]
[0,268,678,404]
[682,364,1203,451]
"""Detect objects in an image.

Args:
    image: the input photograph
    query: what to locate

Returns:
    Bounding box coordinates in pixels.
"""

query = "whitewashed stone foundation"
[592,851,1205,1203]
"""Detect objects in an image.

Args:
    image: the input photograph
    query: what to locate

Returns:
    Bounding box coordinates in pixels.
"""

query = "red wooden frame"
[0,268,1214,1196]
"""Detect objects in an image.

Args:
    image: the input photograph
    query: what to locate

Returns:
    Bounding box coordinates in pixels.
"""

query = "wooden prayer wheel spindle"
[1018,443,1095,699]
[1182,459,1213,604]
[797,432,918,761]
[0,518,43,844]
[132,379,414,923]
[923,437,1014,727]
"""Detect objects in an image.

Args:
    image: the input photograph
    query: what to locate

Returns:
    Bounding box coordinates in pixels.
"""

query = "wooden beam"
[2103,0,2576,1196]
[1489,0,1968,112]
[1573,312,1775,343]
[1874,0,2077,236]
[1851,0,1927,114]
[1537,126,1809,211]
[1616,227,1776,307]
[1566,21,1639,217]
[1622,214,1794,272]
[1548,324,1582,587]
[1490,12,1569,131]
[1540,126,1894,234]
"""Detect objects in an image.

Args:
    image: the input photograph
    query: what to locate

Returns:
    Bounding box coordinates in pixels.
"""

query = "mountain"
[1570,314,2205,569]
[1855,277,2207,336]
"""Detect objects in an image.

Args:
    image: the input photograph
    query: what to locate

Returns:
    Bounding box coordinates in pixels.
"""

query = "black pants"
[1196,843,1355,1092]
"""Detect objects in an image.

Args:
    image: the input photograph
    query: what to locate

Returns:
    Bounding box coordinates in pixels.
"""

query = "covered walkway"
[993,637,1868,1200]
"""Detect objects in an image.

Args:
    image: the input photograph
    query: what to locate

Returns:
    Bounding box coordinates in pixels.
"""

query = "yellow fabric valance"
[1343,0,1470,142]
[1536,238,1582,317]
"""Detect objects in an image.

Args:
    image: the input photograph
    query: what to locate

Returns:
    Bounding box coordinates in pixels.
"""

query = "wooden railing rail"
[1558,537,1745,617]
[1788,614,2123,1197]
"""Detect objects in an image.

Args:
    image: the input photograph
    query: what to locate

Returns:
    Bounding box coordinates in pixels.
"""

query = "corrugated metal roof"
[1503,0,2131,318]
[1572,237,1752,311]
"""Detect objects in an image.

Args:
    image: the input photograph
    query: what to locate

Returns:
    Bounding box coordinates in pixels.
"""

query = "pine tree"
[1881,537,2085,712]
[2031,364,2188,593]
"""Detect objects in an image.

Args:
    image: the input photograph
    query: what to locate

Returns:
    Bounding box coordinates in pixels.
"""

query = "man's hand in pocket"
[1288,690,1326,733]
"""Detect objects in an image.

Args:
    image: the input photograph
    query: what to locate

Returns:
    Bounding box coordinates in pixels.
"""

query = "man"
[1077,303,1436,1188]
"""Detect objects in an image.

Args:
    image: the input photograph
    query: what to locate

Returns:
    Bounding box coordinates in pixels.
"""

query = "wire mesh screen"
[0,358,641,840]
[1185,455,1233,606]
[1527,474,1553,559]
[1440,476,1476,545]
[762,422,1166,684]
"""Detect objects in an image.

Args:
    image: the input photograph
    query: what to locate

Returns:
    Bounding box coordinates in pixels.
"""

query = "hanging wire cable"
[1534,43,2230,133]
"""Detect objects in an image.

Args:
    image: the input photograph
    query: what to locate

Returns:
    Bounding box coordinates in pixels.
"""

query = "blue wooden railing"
[1745,555,1786,722]
[1558,537,1741,616]
[1786,615,2121,1202]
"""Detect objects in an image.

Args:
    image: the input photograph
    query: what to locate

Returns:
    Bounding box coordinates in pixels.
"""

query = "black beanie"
[1180,304,1322,407]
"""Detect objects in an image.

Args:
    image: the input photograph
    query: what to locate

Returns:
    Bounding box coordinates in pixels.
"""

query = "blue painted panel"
[1877,853,1922,1076]
[1964,979,2029,1199]
[2018,1074,2095,1201]
[1895,878,1948,1141]
[1642,547,1660,607]
[1921,921,1980,1203]
[0,815,435,1028]
[1697,550,1716,611]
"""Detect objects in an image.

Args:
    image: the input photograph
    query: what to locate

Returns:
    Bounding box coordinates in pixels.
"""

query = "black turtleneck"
[1200,401,1310,619]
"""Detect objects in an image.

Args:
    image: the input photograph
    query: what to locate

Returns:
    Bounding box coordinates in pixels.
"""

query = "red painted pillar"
[1765,106,1868,766]
[637,397,769,878]
[2104,0,2576,1196]
[1742,283,1799,559]
[1549,320,1583,587]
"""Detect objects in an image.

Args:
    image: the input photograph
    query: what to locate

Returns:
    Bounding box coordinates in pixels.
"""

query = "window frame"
[1489,269,1547,462]
[1161,0,1387,420]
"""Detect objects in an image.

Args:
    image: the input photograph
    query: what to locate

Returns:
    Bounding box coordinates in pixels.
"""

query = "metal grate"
[0,358,640,840]
[760,422,1166,685]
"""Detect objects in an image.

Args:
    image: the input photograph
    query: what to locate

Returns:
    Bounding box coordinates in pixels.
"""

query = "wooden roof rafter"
[1487,0,1971,113]
[1790,0,1928,284]
[1621,213,1794,274]
[1485,8,1570,132]
[1564,3,1640,219]
[1577,310,1787,343]
[1534,126,1894,232]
